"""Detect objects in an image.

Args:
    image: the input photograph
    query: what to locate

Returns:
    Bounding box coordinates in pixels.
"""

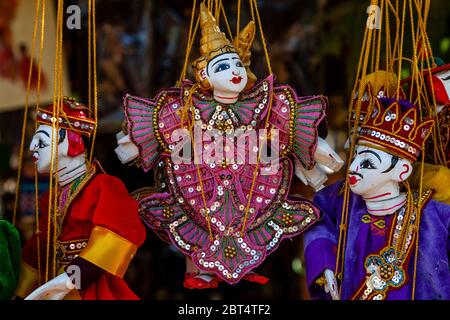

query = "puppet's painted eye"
[214,63,230,73]
[360,158,376,169]
[38,139,49,149]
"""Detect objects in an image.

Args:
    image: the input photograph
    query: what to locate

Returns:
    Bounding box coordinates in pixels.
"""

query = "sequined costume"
[124,75,326,284]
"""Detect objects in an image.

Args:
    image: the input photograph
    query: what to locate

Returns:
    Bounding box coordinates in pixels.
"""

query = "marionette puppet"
[0,220,20,300]
[115,3,343,289]
[304,97,450,300]
[15,98,146,300]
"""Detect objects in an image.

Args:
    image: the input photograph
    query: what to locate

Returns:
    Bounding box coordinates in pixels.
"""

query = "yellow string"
[252,0,272,75]
[249,0,255,22]
[35,0,46,110]
[178,0,198,86]
[181,84,214,240]
[220,1,234,41]
[13,0,42,226]
[89,0,98,162]
[387,0,400,75]
[385,1,392,73]
[240,0,274,233]
[34,0,46,285]
[336,17,375,297]
[408,0,418,103]
[214,0,220,21]
[411,140,427,299]
[50,0,65,280]
[396,0,406,98]
[374,0,384,75]
[88,0,92,117]
[45,0,62,282]
[413,0,446,165]
[54,0,65,279]
[347,30,369,132]
[236,0,242,47]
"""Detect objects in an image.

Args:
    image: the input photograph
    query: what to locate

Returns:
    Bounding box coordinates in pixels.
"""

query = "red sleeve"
[90,174,146,247]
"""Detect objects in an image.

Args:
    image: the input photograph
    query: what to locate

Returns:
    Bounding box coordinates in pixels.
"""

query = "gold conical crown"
[198,2,234,58]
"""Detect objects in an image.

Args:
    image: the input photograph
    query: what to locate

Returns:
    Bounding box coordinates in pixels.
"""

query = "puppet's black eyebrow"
[358,150,382,162]
[211,58,228,67]
[441,75,450,81]
[35,130,50,138]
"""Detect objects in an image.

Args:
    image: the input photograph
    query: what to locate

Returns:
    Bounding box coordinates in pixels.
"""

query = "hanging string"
[88,0,92,125]
[411,139,427,299]
[220,1,234,40]
[336,2,377,294]
[88,0,98,162]
[181,83,214,240]
[347,25,370,133]
[251,0,272,75]
[240,0,274,233]
[385,1,392,74]
[396,0,407,97]
[53,0,66,279]
[44,0,64,282]
[34,0,47,286]
[178,0,198,86]
[413,0,446,165]
[374,0,384,78]
[214,0,220,21]
[13,0,42,226]
[236,0,242,48]
[249,0,255,22]
[387,0,400,75]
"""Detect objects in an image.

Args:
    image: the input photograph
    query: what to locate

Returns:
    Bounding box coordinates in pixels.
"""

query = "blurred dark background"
[0,0,449,299]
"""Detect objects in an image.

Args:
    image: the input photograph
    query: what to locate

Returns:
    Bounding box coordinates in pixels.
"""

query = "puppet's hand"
[314,137,344,173]
[115,131,139,164]
[25,273,75,300]
[294,138,344,191]
[324,269,339,300]
[294,158,327,191]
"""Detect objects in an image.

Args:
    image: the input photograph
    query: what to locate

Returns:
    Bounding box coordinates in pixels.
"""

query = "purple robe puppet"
[305,182,450,300]
[305,97,450,300]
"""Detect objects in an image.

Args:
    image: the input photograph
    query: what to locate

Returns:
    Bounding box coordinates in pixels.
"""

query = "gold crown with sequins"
[358,98,435,162]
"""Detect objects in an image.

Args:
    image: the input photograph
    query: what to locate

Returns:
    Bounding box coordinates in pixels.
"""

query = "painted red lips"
[230,76,243,84]
[349,175,359,185]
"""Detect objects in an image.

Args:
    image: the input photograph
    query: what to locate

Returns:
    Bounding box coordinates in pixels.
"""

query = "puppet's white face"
[348,143,412,198]
[206,53,248,98]
[435,69,450,103]
[29,125,68,173]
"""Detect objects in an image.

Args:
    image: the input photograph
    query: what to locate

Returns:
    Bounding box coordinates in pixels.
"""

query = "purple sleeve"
[303,183,341,299]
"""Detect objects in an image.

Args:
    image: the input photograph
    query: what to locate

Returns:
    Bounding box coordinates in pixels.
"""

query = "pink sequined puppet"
[116,3,343,289]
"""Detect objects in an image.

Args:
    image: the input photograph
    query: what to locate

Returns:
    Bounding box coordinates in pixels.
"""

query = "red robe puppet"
[15,98,146,300]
